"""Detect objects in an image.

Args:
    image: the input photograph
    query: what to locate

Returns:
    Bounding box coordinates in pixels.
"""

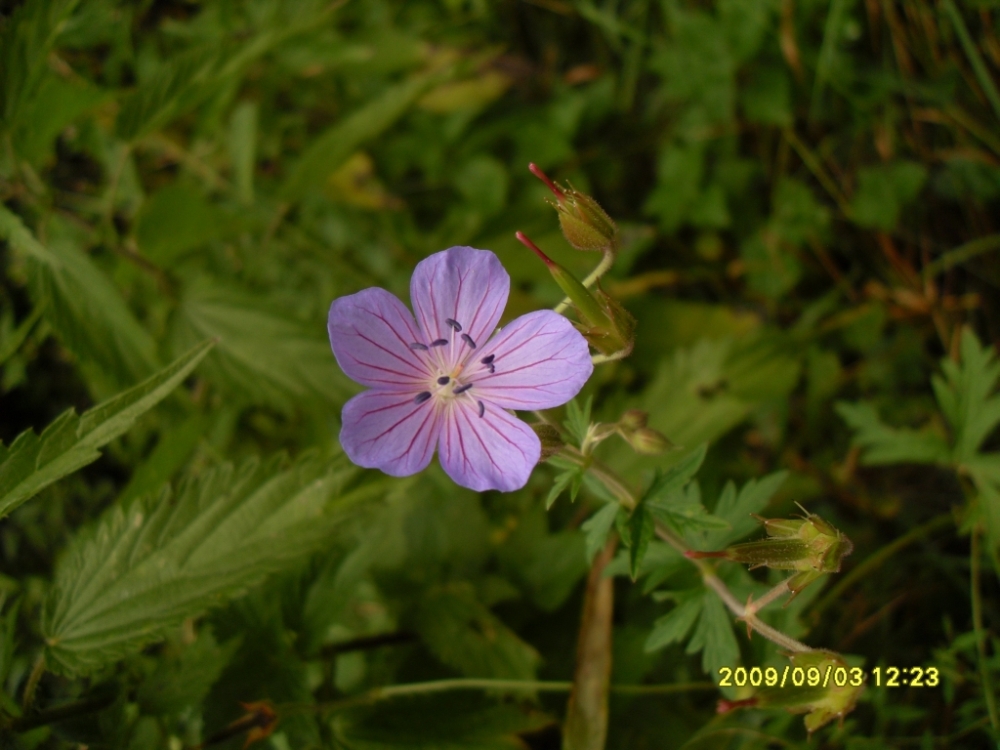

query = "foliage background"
[2,0,1000,747]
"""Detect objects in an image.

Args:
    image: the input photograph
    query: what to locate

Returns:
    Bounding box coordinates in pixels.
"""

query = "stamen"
[480,354,495,365]
[445,318,462,332]
[410,342,428,351]
[453,383,473,394]
[487,364,495,374]
[430,339,449,347]
[437,376,450,385]
[477,400,485,418]
[461,333,477,349]
[414,391,432,404]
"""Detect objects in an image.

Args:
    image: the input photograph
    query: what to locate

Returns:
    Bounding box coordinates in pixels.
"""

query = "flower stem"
[572,455,811,654]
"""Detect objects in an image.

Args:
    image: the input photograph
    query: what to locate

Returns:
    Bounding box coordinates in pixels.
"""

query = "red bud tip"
[528,163,565,199]
[717,698,757,714]
[515,231,556,267]
[685,550,726,559]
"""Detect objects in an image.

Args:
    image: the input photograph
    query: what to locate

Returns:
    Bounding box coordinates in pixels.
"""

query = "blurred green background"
[2,0,1000,747]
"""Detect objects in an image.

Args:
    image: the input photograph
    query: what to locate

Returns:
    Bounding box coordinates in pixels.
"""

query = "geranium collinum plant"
[327,245,593,492]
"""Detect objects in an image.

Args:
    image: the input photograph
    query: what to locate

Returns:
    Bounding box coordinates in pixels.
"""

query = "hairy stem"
[574,455,811,653]
[655,526,811,653]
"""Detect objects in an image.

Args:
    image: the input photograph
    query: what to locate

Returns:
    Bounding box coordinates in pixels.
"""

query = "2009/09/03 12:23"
[717,665,941,689]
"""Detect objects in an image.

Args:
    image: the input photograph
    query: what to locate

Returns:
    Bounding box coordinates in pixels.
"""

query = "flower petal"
[339,390,442,477]
[438,400,541,492]
[468,310,593,410]
[329,288,431,389]
[409,247,509,366]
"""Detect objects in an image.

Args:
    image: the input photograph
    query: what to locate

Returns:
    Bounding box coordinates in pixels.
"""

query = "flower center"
[405,317,501,419]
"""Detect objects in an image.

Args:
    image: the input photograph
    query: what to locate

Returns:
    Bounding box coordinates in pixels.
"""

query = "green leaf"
[134,184,233,265]
[170,279,353,410]
[0,206,160,387]
[0,340,214,520]
[116,45,222,141]
[136,629,240,717]
[0,0,80,128]
[0,302,44,368]
[702,471,789,548]
[117,412,209,506]
[627,503,655,580]
[414,583,540,680]
[42,452,359,676]
[281,69,446,201]
[0,596,20,686]
[564,395,593,446]
[850,161,928,230]
[643,444,707,503]
[647,481,731,537]
[581,502,621,563]
[687,593,740,678]
[931,328,1000,462]
[11,74,108,166]
[228,100,258,205]
[545,469,576,510]
[836,401,950,465]
[332,693,552,750]
[644,592,703,652]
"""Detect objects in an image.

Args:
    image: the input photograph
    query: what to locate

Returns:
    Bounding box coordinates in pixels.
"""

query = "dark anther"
[430,339,449,347]
[487,364,495,374]
[477,401,485,418]
[446,318,462,332]
[453,383,473,394]
[480,354,495,365]
[414,391,432,404]
[437,376,450,385]
[410,342,429,351]
[461,333,477,349]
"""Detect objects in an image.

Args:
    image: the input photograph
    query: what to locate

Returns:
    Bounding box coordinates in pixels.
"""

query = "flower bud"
[719,650,864,733]
[530,164,617,252]
[531,423,564,461]
[619,409,648,431]
[515,232,635,357]
[687,511,853,597]
[627,427,673,455]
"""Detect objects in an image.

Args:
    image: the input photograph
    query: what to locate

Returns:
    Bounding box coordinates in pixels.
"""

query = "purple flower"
[328,246,593,492]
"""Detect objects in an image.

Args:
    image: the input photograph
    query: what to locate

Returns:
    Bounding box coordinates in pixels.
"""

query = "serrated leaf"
[689,593,740,678]
[414,583,540,680]
[116,45,221,141]
[0,206,160,387]
[701,471,788,549]
[643,444,707,503]
[0,0,80,128]
[648,481,731,538]
[836,401,950,465]
[42,452,360,676]
[545,470,576,510]
[0,340,214,520]
[0,302,44,368]
[679,591,739,684]
[627,504,655,580]
[136,629,240,717]
[170,279,352,410]
[332,693,552,750]
[581,502,620,563]
[644,592,703,652]
[281,69,446,201]
[564,395,593,446]
[932,328,1000,462]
